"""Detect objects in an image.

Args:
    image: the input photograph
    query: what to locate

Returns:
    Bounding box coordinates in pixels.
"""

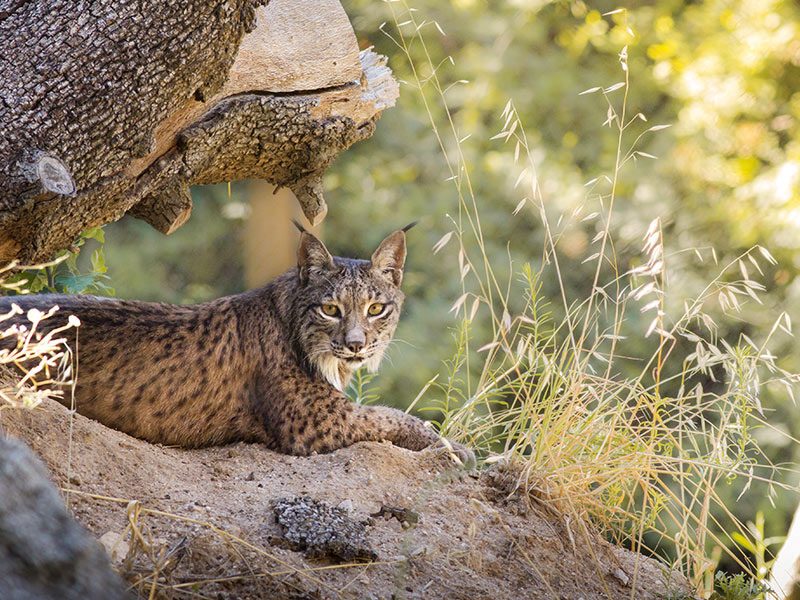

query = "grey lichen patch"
[273,496,377,563]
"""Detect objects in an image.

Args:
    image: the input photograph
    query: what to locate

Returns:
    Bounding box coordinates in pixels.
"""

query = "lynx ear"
[371,225,412,287]
[296,227,334,284]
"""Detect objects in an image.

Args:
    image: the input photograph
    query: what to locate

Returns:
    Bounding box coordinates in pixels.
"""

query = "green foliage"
[345,368,381,405]
[731,512,785,584]
[711,572,770,600]
[3,227,113,296]
[102,184,245,303]
[337,2,799,594]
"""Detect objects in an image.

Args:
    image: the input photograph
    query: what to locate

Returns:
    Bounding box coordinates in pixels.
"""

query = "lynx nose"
[345,329,366,354]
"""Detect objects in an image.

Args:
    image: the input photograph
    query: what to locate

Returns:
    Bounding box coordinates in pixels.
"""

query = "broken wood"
[0,0,398,264]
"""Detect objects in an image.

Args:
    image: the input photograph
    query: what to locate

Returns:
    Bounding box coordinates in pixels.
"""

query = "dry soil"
[1,400,690,600]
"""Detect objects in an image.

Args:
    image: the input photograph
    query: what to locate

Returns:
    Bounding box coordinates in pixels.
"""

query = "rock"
[99,531,130,563]
[273,496,377,562]
[610,566,630,586]
[0,436,128,600]
[370,505,420,529]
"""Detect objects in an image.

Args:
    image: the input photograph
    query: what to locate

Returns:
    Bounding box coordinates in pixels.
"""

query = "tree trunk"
[0,0,398,264]
[770,502,800,599]
[243,181,322,287]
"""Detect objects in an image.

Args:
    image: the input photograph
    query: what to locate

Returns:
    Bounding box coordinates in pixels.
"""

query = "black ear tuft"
[291,218,307,234]
[401,221,418,233]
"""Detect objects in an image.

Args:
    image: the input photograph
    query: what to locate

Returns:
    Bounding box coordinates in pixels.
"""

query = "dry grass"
[382,2,800,597]
[62,488,391,599]
[0,260,79,411]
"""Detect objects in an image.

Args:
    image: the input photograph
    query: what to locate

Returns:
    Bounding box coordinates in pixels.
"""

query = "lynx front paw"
[430,437,476,469]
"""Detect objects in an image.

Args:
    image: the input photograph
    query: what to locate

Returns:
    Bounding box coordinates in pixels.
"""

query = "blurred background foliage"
[94,0,799,573]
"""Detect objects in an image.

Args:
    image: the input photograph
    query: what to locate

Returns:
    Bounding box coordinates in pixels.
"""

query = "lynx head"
[292,223,414,390]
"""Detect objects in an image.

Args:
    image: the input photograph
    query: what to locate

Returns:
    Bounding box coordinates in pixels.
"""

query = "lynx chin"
[0,224,473,465]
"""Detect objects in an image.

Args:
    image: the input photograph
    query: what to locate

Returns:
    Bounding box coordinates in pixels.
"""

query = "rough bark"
[0,0,398,264]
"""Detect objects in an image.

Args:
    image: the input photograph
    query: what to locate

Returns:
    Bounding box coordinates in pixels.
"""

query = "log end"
[35,154,76,196]
[0,1,400,262]
[359,48,400,112]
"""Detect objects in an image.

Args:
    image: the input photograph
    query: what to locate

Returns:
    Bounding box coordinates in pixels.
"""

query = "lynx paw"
[431,437,476,469]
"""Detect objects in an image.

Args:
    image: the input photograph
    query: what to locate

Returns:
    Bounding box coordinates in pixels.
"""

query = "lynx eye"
[320,303,340,318]
[367,302,385,316]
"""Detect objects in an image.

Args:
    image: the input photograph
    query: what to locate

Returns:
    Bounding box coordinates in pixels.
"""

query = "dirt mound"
[1,400,689,599]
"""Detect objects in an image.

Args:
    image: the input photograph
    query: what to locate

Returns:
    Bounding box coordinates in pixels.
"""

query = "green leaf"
[91,248,107,274]
[54,273,98,294]
[731,531,755,552]
[82,226,105,243]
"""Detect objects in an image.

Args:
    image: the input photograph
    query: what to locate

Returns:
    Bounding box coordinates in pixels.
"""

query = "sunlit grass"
[0,260,79,411]
[383,2,800,596]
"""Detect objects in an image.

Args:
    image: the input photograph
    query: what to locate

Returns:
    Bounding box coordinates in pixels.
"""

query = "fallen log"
[0,0,398,263]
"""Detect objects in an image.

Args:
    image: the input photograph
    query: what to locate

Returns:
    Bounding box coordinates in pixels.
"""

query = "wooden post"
[243,182,323,287]
[770,503,800,599]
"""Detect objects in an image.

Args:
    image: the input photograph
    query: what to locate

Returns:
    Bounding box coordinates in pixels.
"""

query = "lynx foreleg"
[346,405,475,466]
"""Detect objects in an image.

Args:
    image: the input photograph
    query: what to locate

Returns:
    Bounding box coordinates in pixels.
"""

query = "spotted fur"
[0,228,472,463]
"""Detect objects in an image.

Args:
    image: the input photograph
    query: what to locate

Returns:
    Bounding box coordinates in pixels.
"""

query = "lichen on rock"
[273,496,378,563]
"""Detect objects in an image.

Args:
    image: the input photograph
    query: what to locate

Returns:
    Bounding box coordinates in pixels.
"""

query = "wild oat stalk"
[382,3,799,596]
